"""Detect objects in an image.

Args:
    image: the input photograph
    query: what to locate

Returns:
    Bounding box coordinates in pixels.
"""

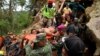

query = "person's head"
[55,13,62,20]
[55,13,63,25]
[48,0,53,8]
[77,9,85,17]
[66,25,76,36]
[74,17,79,25]
[7,32,15,39]
[57,24,66,36]
[64,3,70,8]
[38,40,46,47]
[34,33,46,47]
[7,32,13,36]
[31,29,37,34]
[66,14,74,23]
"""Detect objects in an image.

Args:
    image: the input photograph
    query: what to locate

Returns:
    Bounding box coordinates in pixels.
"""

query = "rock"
[87,0,100,55]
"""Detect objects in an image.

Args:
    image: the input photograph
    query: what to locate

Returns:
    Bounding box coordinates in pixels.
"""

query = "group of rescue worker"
[0,0,95,56]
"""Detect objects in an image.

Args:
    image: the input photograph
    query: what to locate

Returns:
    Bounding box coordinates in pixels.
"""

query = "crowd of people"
[0,0,95,56]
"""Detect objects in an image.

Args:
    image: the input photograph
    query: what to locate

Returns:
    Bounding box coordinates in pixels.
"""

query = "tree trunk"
[9,0,14,32]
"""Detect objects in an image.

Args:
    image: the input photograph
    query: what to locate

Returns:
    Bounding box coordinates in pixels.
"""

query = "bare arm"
[58,0,65,13]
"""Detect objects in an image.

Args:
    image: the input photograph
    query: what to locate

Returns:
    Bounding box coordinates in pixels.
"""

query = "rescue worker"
[7,39,21,56]
[55,13,63,27]
[52,24,66,56]
[24,33,52,56]
[66,14,81,37]
[4,32,14,55]
[62,3,72,18]
[23,29,37,46]
[64,23,85,56]
[41,0,56,27]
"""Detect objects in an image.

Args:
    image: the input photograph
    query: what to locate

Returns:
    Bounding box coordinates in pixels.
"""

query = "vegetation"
[0,0,46,35]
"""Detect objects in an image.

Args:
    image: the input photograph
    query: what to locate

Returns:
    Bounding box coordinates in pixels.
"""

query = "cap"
[57,24,65,31]
[34,33,46,42]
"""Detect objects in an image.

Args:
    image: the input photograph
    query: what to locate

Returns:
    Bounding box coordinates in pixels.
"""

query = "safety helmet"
[48,0,55,3]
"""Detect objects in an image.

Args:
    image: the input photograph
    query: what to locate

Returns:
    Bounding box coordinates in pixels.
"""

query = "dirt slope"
[87,0,100,55]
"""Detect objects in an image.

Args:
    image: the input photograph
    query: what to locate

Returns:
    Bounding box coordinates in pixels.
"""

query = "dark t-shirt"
[65,35,85,56]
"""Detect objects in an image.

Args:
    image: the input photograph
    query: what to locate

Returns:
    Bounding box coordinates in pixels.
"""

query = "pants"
[43,17,54,27]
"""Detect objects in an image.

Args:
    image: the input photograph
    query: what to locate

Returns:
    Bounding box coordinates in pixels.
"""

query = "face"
[31,29,37,34]
[48,3,53,8]
[38,40,46,47]
[65,14,71,22]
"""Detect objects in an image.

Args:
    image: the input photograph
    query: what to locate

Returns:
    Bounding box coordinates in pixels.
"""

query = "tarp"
[24,34,36,41]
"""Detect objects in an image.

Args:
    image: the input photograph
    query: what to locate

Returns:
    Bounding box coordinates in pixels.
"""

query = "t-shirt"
[63,7,72,15]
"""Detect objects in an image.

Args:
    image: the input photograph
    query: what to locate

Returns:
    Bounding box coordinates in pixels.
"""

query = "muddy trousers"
[43,18,54,27]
